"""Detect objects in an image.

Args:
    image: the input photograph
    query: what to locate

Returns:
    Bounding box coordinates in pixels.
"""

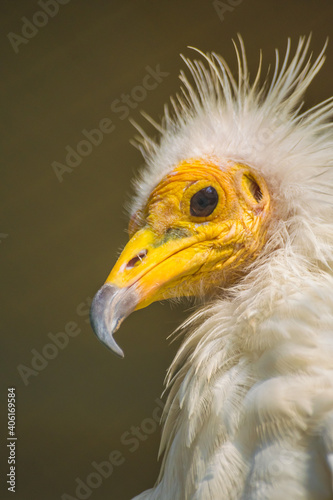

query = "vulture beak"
[89,283,139,357]
[90,159,271,356]
[90,223,213,357]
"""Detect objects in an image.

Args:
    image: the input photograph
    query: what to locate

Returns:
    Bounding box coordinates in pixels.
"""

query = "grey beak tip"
[90,283,138,357]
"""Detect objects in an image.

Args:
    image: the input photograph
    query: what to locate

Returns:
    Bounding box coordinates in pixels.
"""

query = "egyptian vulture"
[90,36,333,499]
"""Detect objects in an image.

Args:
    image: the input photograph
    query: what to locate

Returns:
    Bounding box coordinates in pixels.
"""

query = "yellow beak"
[90,222,230,357]
[108,224,228,306]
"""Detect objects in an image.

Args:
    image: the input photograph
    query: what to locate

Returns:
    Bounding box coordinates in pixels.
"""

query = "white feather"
[131,36,333,500]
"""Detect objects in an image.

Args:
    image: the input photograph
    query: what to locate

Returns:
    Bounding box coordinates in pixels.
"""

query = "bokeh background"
[1,1,333,499]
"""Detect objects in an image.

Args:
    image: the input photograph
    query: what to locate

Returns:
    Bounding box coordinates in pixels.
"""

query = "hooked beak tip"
[90,283,138,358]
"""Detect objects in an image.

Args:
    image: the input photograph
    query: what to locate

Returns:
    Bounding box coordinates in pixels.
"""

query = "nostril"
[126,250,148,270]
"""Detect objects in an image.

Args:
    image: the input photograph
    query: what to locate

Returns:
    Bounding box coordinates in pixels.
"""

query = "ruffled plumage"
[131,36,333,500]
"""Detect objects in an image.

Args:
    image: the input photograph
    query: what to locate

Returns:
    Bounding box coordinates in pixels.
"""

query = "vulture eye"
[190,186,219,217]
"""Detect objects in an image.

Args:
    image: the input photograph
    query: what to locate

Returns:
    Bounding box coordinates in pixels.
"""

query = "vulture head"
[90,36,333,499]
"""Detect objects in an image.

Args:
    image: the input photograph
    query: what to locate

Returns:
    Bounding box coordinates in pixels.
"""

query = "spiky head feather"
[131,36,333,267]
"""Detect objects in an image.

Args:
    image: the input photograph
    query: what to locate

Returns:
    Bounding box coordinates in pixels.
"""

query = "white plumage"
[131,37,333,500]
[91,36,333,499]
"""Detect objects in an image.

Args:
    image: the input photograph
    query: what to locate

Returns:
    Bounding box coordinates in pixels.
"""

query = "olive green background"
[1,1,332,499]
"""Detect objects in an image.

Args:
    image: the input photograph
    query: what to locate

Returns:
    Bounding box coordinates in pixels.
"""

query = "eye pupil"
[190,186,218,217]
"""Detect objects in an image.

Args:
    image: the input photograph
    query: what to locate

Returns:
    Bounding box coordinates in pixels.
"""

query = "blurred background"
[1,1,333,499]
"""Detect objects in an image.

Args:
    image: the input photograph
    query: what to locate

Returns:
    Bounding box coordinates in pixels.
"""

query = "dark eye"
[190,186,219,217]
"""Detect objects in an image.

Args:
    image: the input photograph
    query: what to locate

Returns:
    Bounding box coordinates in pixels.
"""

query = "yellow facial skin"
[104,158,271,310]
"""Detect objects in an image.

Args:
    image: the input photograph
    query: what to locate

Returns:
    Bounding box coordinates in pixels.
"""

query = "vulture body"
[90,37,333,499]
